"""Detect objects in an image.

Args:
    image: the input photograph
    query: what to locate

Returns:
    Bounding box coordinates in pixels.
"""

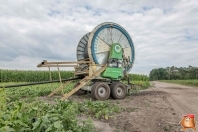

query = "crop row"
[128,74,149,81]
[0,88,120,132]
[0,69,149,82]
[0,69,73,82]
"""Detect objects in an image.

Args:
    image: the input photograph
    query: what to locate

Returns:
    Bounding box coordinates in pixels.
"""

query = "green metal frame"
[101,43,123,80]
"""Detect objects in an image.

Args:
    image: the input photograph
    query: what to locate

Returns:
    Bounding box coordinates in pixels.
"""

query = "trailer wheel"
[111,82,126,99]
[91,82,110,101]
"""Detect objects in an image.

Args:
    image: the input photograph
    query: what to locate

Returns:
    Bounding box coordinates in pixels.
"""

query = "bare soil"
[40,81,198,132]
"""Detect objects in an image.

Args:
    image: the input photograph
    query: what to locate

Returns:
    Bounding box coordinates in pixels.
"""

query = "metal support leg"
[48,81,71,97]
[57,63,64,95]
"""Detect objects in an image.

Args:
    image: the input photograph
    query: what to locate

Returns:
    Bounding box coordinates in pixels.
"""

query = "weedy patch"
[78,99,121,120]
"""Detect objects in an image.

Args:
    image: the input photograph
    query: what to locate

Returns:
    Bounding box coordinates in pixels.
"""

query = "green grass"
[159,80,198,87]
[132,81,150,89]
[120,80,150,95]
[122,80,150,89]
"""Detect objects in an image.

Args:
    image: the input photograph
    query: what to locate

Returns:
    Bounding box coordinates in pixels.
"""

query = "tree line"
[149,66,198,80]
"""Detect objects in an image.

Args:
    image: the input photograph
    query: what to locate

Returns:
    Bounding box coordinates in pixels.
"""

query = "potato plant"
[0,98,95,132]
[0,87,121,132]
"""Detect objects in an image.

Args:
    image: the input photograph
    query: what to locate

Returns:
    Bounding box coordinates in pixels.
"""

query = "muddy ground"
[40,81,198,132]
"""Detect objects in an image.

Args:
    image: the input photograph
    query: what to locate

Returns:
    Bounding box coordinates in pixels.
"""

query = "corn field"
[0,69,73,82]
[0,69,149,82]
[128,74,149,81]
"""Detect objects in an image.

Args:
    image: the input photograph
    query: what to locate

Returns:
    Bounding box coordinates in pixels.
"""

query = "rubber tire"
[91,82,110,101]
[110,82,127,99]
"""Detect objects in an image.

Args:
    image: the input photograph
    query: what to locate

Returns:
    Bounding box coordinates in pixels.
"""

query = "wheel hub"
[98,87,106,97]
[116,87,123,96]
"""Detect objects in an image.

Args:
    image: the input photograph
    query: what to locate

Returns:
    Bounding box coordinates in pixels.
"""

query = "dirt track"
[154,81,198,121]
[80,81,198,132]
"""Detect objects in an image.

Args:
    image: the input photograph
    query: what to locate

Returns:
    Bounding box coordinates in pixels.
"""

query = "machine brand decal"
[115,45,121,53]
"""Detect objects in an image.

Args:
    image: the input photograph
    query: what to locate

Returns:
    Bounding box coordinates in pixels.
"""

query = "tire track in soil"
[153,81,198,132]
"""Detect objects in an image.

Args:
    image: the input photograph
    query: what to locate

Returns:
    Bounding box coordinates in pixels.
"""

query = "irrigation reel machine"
[1,22,136,101]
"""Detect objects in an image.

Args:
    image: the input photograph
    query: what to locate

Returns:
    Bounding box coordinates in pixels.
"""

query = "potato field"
[0,69,149,132]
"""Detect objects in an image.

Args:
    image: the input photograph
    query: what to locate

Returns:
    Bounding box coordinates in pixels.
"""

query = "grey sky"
[0,0,198,75]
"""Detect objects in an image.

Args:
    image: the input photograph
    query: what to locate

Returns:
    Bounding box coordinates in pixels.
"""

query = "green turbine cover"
[101,43,123,79]
[101,67,122,79]
[109,43,122,60]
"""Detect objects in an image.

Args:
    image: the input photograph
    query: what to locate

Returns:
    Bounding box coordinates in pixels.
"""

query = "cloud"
[0,0,198,75]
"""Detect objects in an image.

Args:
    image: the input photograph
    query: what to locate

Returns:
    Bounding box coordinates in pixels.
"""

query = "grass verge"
[132,81,150,90]
[159,80,198,87]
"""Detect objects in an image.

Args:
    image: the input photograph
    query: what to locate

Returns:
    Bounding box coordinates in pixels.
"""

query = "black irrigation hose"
[0,77,82,88]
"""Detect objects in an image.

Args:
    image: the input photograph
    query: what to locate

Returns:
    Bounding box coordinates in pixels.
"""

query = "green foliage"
[149,66,198,80]
[0,69,149,82]
[0,82,121,132]
[0,69,148,131]
[132,81,150,89]
[160,80,198,87]
[1,82,76,102]
[128,74,149,81]
[0,99,96,132]
[0,69,73,82]
[78,100,120,120]
[0,89,7,116]
[0,98,120,132]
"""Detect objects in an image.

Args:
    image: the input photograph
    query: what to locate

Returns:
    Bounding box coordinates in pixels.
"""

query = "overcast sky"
[0,0,198,75]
